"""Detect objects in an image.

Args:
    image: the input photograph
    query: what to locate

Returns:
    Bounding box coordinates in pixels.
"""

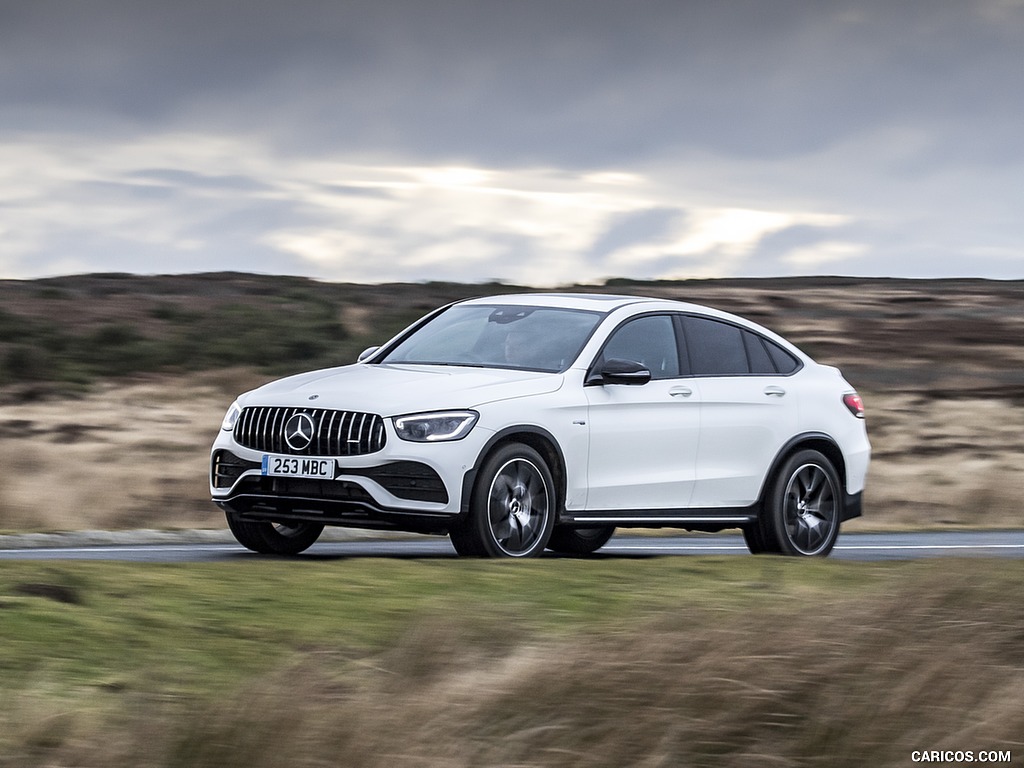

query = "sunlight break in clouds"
[265,163,659,285]
[0,133,859,285]
[264,162,858,285]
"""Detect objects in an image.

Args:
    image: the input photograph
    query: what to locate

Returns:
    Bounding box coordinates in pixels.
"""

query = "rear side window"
[683,316,748,375]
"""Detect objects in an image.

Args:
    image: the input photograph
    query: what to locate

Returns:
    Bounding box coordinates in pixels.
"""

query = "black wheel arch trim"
[460,424,569,520]
[759,432,861,522]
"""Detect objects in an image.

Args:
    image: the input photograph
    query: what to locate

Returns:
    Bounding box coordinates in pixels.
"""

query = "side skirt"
[561,506,759,532]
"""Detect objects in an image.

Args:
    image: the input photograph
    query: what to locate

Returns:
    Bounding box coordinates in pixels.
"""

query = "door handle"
[764,386,787,397]
[669,386,693,398]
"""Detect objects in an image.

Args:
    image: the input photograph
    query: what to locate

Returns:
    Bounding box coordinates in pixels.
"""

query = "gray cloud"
[1,0,1023,282]
[7,1,1021,160]
[589,209,686,261]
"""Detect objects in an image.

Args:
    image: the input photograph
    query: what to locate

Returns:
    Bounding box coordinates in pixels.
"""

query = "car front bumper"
[210,420,491,534]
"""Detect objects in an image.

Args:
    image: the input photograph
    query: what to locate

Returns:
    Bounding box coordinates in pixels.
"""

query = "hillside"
[1,273,1022,532]
[3,272,1024,398]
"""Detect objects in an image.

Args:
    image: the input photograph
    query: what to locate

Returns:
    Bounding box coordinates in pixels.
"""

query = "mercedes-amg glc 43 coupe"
[211,293,869,557]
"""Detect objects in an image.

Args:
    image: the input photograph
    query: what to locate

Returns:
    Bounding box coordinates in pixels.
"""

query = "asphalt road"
[2,531,1024,562]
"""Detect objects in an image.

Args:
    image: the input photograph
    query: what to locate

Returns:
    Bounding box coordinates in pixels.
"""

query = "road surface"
[2,531,1023,562]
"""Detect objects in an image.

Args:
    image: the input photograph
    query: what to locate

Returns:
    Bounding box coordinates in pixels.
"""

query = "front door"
[583,314,700,511]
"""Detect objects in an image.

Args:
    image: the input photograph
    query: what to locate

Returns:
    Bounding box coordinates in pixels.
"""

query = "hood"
[241,363,564,415]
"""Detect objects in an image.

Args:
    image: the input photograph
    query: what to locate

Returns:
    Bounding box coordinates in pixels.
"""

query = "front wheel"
[226,513,324,555]
[451,443,556,558]
[547,526,615,555]
[748,450,841,557]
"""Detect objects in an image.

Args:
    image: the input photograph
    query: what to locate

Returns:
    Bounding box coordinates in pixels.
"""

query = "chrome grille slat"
[268,408,281,453]
[342,412,354,453]
[355,413,367,452]
[325,411,338,456]
[243,408,255,446]
[238,409,249,446]
[346,412,357,447]
[270,408,283,453]
[264,407,274,450]
[257,408,269,451]
[233,406,386,456]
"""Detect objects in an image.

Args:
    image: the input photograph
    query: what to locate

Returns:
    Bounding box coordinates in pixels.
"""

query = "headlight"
[393,411,478,442]
[221,401,243,431]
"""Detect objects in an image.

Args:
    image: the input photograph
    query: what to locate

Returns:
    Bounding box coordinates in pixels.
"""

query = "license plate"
[261,455,336,479]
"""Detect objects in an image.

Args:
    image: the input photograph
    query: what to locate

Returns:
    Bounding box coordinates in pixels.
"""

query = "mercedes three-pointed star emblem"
[283,412,316,452]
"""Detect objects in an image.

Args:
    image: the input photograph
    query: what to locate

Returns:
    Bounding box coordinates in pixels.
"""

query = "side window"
[765,338,800,374]
[600,315,680,379]
[683,316,749,376]
[743,330,776,375]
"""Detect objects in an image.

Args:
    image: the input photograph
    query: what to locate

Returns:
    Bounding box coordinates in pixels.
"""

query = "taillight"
[843,392,865,419]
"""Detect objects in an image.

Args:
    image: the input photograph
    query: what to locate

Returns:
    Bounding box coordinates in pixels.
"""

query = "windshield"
[378,304,603,373]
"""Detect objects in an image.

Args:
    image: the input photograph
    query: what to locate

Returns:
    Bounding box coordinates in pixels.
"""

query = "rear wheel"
[451,443,556,558]
[741,523,779,555]
[750,449,841,557]
[547,526,615,555]
[226,513,324,555]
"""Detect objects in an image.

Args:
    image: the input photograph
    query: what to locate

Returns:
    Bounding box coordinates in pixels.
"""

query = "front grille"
[233,406,386,456]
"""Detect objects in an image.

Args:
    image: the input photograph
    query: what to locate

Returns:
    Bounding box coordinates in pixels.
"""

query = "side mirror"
[357,346,380,363]
[588,358,652,386]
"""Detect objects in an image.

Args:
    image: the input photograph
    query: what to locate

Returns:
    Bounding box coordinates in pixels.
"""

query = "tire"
[449,527,485,557]
[226,512,324,555]
[547,526,615,555]
[751,449,841,557]
[451,443,556,558]
[741,522,780,555]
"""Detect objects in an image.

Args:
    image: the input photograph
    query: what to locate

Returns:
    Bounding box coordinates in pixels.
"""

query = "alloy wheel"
[782,463,838,555]
[487,457,551,556]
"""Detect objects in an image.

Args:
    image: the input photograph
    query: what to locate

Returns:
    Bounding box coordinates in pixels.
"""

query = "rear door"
[682,315,801,508]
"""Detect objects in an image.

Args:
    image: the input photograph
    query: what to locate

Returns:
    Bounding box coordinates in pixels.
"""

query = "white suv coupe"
[211,294,869,557]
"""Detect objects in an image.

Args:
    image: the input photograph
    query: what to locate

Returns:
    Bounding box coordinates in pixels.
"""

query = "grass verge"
[1,557,1022,766]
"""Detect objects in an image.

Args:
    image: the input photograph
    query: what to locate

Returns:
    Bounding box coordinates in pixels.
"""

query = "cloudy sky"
[2,0,1023,286]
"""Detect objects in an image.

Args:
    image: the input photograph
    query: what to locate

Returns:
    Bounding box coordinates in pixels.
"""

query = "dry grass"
[0,373,257,532]
[860,393,1024,529]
